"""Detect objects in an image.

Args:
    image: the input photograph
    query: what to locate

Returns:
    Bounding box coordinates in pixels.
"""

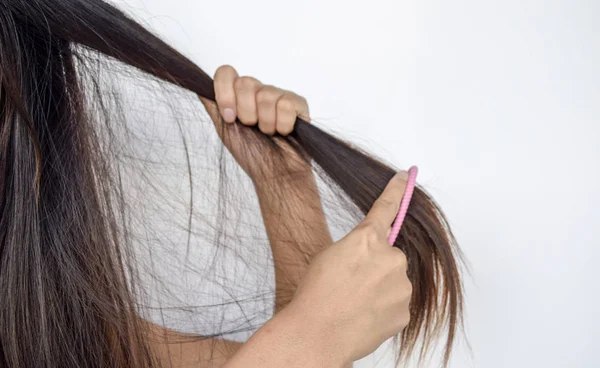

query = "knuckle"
[256,86,279,104]
[384,180,404,195]
[234,76,259,91]
[377,197,397,210]
[277,96,295,112]
[357,223,380,244]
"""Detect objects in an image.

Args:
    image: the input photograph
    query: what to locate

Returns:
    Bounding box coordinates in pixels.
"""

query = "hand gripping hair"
[0,1,464,367]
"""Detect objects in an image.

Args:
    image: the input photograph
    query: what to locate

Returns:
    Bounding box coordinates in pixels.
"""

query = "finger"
[363,171,409,233]
[256,85,285,135]
[214,65,239,123]
[276,92,310,136]
[234,76,262,125]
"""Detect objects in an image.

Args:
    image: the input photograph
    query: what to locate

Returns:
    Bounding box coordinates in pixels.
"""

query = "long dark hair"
[0,0,464,367]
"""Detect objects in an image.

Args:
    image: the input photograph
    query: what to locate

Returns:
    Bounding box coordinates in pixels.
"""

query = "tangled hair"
[0,0,464,367]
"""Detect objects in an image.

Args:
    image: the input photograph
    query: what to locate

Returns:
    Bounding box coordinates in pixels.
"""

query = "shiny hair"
[0,0,464,366]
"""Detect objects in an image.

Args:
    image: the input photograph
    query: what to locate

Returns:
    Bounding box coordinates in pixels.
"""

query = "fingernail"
[222,108,236,123]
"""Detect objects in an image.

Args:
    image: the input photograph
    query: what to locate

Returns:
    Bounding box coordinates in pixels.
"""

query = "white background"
[113,0,599,367]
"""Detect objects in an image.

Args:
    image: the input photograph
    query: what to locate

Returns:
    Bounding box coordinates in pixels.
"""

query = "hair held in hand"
[0,0,464,367]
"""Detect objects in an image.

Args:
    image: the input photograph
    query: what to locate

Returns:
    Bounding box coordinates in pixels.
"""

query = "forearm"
[254,170,333,312]
[224,307,346,368]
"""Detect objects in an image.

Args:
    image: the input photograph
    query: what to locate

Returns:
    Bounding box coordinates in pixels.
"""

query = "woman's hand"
[201,65,412,366]
[224,172,412,367]
[286,171,412,363]
[199,65,311,182]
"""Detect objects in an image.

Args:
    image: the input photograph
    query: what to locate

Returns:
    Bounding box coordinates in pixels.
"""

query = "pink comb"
[387,166,419,246]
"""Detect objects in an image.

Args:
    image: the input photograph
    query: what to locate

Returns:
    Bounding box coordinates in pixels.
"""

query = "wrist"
[270,304,351,367]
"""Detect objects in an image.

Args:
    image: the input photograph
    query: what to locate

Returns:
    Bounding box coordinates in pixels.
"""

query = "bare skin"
[223,172,412,367]
[146,65,332,367]
[202,65,332,312]
[146,66,412,367]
